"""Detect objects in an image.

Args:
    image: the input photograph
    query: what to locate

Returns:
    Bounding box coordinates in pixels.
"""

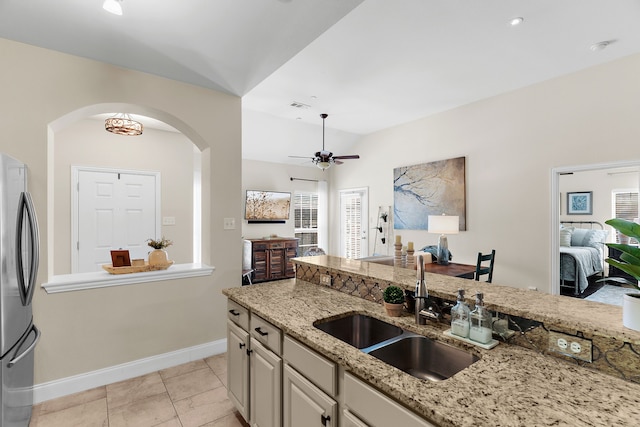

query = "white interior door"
[339,188,368,259]
[73,167,160,273]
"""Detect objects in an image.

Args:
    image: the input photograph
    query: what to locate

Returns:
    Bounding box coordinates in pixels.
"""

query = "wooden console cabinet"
[250,238,298,283]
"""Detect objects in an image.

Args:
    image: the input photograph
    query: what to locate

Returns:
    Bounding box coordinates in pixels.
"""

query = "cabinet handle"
[239,343,246,349]
[246,349,253,356]
[321,414,331,426]
[254,327,269,336]
[228,309,240,316]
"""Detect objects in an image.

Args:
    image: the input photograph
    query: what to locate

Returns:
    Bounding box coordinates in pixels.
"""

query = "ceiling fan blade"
[289,155,314,159]
[334,160,344,165]
[332,155,360,160]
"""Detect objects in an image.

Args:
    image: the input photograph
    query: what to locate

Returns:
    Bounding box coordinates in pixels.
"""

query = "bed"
[560,221,608,296]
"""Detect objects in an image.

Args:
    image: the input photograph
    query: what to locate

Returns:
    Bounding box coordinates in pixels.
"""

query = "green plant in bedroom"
[603,218,640,331]
[382,285,405,317]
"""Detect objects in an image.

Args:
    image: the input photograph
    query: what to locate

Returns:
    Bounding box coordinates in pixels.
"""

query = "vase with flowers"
[147,236,173,267]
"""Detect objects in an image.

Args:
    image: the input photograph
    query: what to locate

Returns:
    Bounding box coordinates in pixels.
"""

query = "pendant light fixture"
[103,0,123,16]
[105,113,143,136]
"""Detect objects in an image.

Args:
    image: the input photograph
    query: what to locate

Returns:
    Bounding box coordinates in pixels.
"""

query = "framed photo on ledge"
[567,191,593,215]
[110,250,131,267]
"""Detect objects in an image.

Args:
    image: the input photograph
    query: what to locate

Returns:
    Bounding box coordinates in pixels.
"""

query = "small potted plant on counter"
[603,219,640,331]
[147,236,173,267]
[383,285,406,317]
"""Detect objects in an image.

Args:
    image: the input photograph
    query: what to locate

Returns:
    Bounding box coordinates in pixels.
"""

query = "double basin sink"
[314,314,479,381]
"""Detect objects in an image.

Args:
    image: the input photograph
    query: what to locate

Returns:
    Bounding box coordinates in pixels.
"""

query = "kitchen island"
[223,256,640,427]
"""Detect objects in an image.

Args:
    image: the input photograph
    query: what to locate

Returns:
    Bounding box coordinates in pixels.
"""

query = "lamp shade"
[428,215,459,234]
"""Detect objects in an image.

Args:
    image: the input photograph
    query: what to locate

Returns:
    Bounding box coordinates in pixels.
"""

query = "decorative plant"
[603,219,640,292]
[383,285,405,304]
[147,237,173,250]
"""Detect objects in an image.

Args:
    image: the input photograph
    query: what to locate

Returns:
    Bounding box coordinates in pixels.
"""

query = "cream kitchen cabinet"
[283,364,337,427]
[226,300,250,420]
[283,336,337,427]
[343,372,435,427]
[227,320,249,420]
[249,314,282,427]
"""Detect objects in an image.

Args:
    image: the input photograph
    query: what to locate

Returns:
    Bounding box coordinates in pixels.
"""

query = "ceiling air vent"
[290,101,311,109]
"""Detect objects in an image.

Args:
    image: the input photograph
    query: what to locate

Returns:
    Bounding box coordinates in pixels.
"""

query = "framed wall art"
[567,191,592,215]
[393,156,466,230]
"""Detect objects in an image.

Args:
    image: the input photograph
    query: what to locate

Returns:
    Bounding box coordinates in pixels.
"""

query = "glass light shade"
[428,215,459,234]
[316,161,331,170]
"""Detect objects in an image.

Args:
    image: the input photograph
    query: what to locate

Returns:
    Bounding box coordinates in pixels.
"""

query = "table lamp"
[428,214,459,265]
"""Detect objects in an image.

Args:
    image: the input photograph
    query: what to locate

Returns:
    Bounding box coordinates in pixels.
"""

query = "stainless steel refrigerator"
[0,154,41,427]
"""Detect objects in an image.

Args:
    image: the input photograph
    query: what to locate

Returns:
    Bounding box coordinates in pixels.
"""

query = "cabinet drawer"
[268,242,284,249]
[344,373,435,427]
[285,241,298,249]
[250,314,282,355]
[284,335,336,396]
[227,299,249,330]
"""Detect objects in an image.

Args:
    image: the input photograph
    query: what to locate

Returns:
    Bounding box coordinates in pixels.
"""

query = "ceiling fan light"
[103,0,123,16]
[316,161,332,170]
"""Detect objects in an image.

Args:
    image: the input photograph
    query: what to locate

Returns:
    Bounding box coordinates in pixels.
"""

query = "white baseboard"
[33,338,227,404]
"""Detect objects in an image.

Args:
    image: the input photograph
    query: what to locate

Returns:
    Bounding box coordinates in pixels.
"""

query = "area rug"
[584,284,635,306]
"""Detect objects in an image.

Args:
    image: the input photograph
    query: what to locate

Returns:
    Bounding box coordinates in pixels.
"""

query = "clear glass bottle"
[469,292,492,344]
[450,289,470,338]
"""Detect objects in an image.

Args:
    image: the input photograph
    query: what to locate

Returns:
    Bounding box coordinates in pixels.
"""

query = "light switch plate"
[223,218,236,230]
[320,274,332,286]
[548,331,592,363]
[162,216,176,226]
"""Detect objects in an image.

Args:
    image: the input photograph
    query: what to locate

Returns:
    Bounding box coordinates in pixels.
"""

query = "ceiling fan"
[290,113,360,170]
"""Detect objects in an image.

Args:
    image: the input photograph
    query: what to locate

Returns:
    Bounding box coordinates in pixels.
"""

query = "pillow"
[581,229,608,249]
[570,228,608,248]
[560,227,574,247]
[570,228,589,247]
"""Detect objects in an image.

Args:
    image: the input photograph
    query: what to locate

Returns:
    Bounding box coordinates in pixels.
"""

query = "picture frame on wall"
[567,191,593,215]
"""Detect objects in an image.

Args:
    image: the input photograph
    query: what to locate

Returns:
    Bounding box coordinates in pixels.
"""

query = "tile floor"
[29,353,249,427]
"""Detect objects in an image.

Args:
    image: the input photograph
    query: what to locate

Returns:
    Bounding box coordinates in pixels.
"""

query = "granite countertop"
[296,255,640,345]
[223,279,640,427]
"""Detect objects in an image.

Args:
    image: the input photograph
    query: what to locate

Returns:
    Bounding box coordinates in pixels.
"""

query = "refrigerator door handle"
[16,191,40,306]
[8,324,41,368]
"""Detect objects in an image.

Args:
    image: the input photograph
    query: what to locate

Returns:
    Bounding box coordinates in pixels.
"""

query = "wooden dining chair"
[475,250,496,283]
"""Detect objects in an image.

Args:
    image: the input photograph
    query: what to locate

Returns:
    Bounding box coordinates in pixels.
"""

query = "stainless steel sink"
[368,335,479,381]
[314,314,404,349]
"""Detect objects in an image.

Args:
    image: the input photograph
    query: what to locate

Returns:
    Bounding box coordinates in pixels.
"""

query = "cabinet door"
[283,364,337,427]
[227,320,250,421]
[253,249,268,282]
[342,410,369,427]
[269,248,285,279]
[250,338,282,427]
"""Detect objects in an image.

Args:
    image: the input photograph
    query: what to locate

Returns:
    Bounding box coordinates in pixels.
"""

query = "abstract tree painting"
[393,157,466,230]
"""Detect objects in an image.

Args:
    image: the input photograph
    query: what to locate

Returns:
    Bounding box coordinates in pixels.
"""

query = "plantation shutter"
[341,193,362,259]
[294,192,318,252]
[614,191,639,243]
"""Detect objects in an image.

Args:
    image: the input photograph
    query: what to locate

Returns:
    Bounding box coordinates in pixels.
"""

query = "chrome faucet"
[415,254,441,324]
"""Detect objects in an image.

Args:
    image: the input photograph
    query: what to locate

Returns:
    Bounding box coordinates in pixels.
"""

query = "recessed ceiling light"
[510,17,524,26]
[590,40,615,52]
[103,0,123,16]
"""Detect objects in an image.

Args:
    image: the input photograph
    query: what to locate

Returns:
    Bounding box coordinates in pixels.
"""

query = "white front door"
[339,188,369,259]
[73,167,160,273]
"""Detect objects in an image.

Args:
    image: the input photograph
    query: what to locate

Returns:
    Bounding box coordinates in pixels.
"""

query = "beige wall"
[241,159,327,240]
[331,53,640,292]
[0,38,242,383]
[54,118,195,274]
